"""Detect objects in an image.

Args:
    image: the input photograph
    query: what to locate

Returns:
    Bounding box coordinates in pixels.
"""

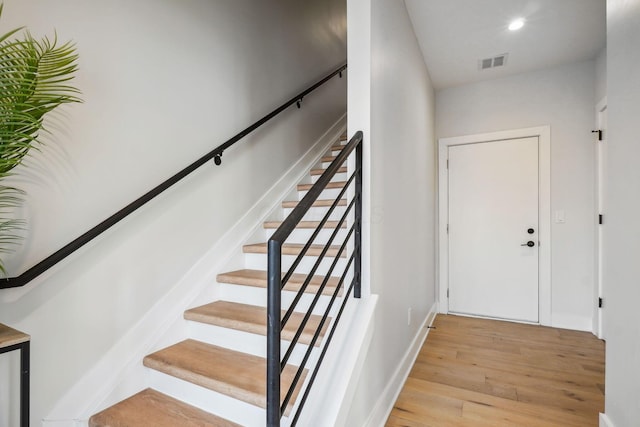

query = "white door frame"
[438,126,551,326]
[594,96,607,339]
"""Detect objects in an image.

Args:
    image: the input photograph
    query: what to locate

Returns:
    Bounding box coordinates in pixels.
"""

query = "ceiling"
[404,0,606,90]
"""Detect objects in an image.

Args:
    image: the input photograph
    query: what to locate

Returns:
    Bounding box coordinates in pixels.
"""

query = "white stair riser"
[321,159,348,169]
[244,253,350,276]
[148,370,265,427]
[282,206,347,221]
[265,228,349,245]
[311,171,347,184]
[187,321,318,366]
[298,187,345,200]
[217,283,339,315]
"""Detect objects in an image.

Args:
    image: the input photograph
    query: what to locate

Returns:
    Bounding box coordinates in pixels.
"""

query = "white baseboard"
[363,302,438,427]
[43,115,347,426]
[600,413,615,427]
[551,313,593,332]
[40,421,84,427]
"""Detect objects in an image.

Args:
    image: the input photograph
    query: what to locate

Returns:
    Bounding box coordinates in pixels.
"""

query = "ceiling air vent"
[479,53,508,70]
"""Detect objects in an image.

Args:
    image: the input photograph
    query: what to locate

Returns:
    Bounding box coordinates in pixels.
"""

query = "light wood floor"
[387,314,605,426]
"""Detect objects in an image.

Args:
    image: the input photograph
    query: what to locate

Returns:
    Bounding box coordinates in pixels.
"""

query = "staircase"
[89,134,351,426]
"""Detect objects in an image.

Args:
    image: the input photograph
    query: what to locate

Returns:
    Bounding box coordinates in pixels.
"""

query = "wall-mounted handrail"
[267,130,363,426]
[0,63,347,290]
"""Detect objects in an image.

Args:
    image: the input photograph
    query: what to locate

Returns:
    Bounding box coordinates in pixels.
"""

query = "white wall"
[603,0,640,425]
[344,0,375,420]
[347,0,371,297]
[595,47,607,103]
[345,0,437,424]
[436,61,597,331]
[0,1,346,425]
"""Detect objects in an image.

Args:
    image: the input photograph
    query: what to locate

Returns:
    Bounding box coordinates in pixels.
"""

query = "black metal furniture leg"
[20,341,29,427]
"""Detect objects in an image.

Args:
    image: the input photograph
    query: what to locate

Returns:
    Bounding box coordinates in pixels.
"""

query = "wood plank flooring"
[387,314,605,426]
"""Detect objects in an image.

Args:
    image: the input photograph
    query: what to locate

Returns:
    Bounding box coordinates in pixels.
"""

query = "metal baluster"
[354,137,363,298]
[267,240,282,427]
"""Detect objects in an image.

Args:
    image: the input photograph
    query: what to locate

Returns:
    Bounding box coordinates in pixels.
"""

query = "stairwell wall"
[0,1,346,425]
[345,0,437,424]
[595,46,607,104]
[602,0,640,425]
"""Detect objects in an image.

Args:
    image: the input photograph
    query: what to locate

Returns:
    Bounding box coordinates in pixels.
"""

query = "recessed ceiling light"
[508,18,525,31]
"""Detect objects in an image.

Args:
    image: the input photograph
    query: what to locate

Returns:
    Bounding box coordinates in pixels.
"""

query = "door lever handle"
[521,241,535,247]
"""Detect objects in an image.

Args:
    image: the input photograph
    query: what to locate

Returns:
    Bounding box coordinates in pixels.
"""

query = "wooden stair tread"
[297,181,346,191]
[0,323,30,349]
[89,388,240,427]
[185,301,328,346]
[243,242,346,258]
[217,269,340,295]
[143,340,305,413]
[263,220,346,229]
[282,199,347,208]
[311,166,347,176]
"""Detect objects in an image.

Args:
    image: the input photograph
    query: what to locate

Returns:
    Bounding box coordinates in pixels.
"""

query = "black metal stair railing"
[266,130,363,426]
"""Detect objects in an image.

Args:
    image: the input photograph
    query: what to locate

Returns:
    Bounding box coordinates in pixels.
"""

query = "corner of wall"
[600,413,615,427]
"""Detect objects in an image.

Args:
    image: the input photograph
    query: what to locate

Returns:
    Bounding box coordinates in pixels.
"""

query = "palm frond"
[0,185,24,275]
[0,3,82,275]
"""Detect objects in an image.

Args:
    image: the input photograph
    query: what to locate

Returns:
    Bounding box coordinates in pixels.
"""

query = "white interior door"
[448,137,539,322]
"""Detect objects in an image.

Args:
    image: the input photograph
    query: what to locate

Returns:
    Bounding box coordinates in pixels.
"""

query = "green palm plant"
[0,3,81,274]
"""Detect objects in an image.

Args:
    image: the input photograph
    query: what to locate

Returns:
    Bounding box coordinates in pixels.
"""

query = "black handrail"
[267,130,363,426]
[0,63,347,289]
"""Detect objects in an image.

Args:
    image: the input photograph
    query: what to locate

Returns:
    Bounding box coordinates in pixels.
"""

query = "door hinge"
[592,129,603,141]
[447,289,450,298]
[599,214,603,225]
[598,297,603,308]
[446,159,449,169]
[447,224,449,234]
